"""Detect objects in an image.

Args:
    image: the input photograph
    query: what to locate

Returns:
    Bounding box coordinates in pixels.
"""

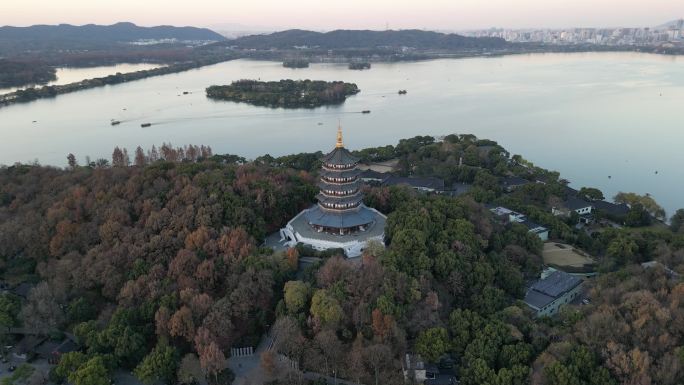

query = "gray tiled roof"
[524,289,556,309]
[592,200,630,216]
[521,219,545,231]
[501,176,530,187]
[530,271,582,297]
[305,204,377,228]
[290,205,386,242]
[564,196,592,210]
[521,219,549,233]
[359,170,390,180]
[322,147,359,165]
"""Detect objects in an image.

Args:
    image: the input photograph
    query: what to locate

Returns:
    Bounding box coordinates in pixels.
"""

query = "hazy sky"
[2,0,682,30]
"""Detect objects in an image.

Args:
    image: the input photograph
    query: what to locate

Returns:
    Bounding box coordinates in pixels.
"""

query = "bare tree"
[112,147,125,167]
[134,146,147,167]
[364,344,391,385]
[122,148,130,167]
[20,282,64,335]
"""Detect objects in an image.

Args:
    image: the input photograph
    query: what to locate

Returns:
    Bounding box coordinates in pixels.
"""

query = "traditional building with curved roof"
[280,124,386,257]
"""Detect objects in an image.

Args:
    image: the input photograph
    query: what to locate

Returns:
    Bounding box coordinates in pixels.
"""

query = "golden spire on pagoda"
[336,121,344,148]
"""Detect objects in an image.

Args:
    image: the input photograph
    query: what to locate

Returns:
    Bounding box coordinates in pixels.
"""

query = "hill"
[0,22,225,43]
[228,29,508,50]
[654,19,684,30]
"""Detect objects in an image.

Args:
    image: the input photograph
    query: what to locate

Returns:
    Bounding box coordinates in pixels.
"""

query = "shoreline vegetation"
[0,60,57,89]
[205,79,360,108]
[0,53,236,108]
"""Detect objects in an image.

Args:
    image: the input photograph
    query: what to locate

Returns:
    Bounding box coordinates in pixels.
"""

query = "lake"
[0,63,162,95]
[1,53,682,216]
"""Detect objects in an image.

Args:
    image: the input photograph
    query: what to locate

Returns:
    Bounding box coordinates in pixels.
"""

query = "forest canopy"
[0,135,683,385]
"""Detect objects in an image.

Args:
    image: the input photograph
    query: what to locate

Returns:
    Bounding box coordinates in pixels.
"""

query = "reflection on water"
[0,52,682,215]
[0,63,162,95]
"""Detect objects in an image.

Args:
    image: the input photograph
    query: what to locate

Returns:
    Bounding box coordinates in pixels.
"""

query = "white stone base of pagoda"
[279,207,386,258]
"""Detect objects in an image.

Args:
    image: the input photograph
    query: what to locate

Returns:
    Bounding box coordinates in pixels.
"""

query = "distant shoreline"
[1,46,681,108]
[0,55,236,109]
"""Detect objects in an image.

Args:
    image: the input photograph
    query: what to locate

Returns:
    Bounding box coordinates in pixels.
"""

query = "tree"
[69,356,110,385]
[199,341,226,382]
[415,327,449,363]
[134,343,179,385]
[449,308,484,356]
[283,281,309,314]
[605,235,639,267]
[67,153,77,169]
[272,316,303,360]
[625,204,653,227]
[67,297,97,325]
[579,187,605,201]
[54,351,87,381]
[0,293,20,329]
[671,209,684,233]
[614,192,665,220]
[310,289,343,327]
[169,306,195,342]
[347,335,365,384]
[371,308,394,341]
[112,147,125,167]
[544,346,617,385]
[122,148,130,167]
[177,353,203,384]
[364,344,391,385]
[312,329,343,377]
[134,146,147,166]
[19,282,64,335]
[286,247,299,270]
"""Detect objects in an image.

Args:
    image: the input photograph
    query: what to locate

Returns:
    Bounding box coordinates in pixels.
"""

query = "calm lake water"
[1,53,683,216]
[0,63,162,95]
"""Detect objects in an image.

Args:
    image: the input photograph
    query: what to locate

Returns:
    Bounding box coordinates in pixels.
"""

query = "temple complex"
[280,125,386,257]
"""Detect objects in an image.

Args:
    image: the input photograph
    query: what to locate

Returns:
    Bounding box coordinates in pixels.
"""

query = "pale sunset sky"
[1,0,682,30]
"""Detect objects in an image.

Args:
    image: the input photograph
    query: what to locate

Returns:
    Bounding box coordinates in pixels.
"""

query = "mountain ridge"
[226,28,509,50]
[0,22,226,43]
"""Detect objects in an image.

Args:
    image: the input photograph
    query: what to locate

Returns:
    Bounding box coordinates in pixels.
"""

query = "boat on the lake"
[398,90,408,95]
[111,120,121,126]
[361,110,371,114]
[141,123,152,127]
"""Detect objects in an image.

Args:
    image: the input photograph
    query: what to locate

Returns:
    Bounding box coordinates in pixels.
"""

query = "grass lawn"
[542,242,596,272]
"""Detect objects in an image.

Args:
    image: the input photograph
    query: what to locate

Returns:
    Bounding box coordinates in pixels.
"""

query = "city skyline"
[2,0,683,31]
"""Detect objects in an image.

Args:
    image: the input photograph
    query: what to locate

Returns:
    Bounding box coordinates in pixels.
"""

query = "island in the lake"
[205,79,360,108]
[282,59,310,68]
[349,62,371,70]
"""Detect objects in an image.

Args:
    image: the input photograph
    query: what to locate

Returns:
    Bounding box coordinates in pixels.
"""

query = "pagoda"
[280,125,386,257]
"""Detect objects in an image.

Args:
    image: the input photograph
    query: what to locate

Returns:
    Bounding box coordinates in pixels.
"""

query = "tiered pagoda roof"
[304,125,377,230]
[322,147,360,166]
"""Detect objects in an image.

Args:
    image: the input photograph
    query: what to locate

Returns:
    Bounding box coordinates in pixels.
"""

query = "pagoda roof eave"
[321,147,360,165]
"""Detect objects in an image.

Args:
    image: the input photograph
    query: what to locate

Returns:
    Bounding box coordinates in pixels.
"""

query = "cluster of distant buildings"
[463,20,684,46]
[484,177,635,320]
